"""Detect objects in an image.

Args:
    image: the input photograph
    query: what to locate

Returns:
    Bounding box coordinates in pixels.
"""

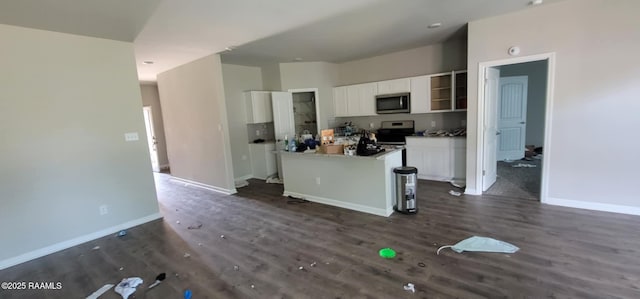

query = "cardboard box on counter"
[317,144,344,155]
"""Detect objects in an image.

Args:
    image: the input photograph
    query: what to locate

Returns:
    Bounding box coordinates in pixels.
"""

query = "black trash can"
[393,166,418,214]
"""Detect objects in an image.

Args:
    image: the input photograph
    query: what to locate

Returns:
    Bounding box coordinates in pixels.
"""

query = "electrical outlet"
[431,121,437,128]
[315,177,321,185]
[99,205,108,215]
[124,132,139,141]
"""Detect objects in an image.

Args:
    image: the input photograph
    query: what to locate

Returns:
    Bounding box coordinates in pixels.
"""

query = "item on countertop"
[253,138,265,143]
[321,129,334,145]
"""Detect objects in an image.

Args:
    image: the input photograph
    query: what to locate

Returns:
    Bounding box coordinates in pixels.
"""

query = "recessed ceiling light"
[142,61,154,65]
[428,23,442,29]
[294,57,303,61]
[529,0,543,5]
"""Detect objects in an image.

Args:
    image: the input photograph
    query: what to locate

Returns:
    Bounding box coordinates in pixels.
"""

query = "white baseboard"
[234,174,253,182]
[283,191,392,217]
[545,197,640,216]
[0,213,163,270]
[464,188,480,195]
[170,176,237,195]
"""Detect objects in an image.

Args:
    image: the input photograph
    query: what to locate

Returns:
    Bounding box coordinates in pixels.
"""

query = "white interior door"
[271,92,295,149]
[142,106,160,172]
[497,76,528,161]
[482,67,500,191]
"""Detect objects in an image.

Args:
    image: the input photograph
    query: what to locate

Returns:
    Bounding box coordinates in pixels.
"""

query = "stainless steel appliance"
[376,93,410,114]
[376,120,415,166]
[394,166,418,214]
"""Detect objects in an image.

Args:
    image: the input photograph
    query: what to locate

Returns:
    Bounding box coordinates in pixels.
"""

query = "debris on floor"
[187,222,203,230]
[184,289,193,299]
[119,267,124,271]
[379,248,396,259]
[512,163,537,168]
[417,262,426,267]
[116,230,127,237]
[233,265,239,271]
[287,195,310,204]
[220,234,226,239]
[86,283,114,299]
[450,180,466,188]
[176,220,181,224]
[266,175,283,184]
[235,180,249,188]
[183,253,191,258]
[250,284,255,289]
[403,283,416,293]
[448,190,462,197]
[92,246,100,250]
[437,236,519,255]
[310,262,317,267]
[114,277,143,299]
[298,266,304,270]
[148,273,166,289]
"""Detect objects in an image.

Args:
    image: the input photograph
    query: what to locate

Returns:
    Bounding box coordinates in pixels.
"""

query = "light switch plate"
[124,132,139,141]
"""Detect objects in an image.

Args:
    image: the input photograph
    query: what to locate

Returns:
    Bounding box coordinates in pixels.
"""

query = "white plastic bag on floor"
[437,236,519,255]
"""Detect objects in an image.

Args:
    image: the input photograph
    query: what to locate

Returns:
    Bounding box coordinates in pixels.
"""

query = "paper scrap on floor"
[437,236,519,255]
[512,163,536,168]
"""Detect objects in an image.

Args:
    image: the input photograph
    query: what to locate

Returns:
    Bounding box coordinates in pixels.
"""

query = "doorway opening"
[292,91,318,137]
[477,53,555,202]
[143,106,160,172]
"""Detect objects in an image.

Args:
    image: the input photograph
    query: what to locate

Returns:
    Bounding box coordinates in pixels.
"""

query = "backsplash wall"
[333,111,466,134]
[247,122,275,142]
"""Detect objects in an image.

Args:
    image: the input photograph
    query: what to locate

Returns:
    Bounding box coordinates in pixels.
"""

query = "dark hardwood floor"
[2,173,640,298]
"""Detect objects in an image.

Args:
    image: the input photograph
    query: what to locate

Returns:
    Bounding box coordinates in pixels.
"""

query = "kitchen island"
[279,149,402,217]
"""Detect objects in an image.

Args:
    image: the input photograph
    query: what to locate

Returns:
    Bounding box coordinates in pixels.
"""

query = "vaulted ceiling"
[0,0,563,82]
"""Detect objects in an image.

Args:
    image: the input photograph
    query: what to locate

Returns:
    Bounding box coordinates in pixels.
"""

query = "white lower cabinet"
[406,137,466,181]
[249,143,277,180]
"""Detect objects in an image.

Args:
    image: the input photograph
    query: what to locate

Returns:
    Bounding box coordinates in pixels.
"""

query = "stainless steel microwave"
[376,93,410,114]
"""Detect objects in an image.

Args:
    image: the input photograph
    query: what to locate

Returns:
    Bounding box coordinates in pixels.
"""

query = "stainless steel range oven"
[376,120,415,166]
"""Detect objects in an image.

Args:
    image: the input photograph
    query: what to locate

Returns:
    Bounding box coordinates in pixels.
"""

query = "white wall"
[466,0,640,211]
[221,64,264,180]
[140,83,170,168]
[157,54,236,193]
[260,62,282,91]
[0,25,160,267]
[279,61,340,130]
[500,61,547,147]
[337,39,467,86]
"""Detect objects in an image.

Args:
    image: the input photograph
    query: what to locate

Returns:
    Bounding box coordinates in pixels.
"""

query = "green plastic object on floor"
[379,248,396,259]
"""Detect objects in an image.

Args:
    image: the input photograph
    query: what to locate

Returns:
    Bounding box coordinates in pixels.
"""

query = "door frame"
[142,106,160,172]
[475,53,556,203]
[287,88,321,134]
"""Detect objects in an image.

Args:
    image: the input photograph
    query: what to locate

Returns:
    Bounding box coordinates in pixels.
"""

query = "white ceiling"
[0,0,562,82]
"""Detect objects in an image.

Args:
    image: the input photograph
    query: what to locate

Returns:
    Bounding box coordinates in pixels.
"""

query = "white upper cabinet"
[333,83,377,117]
[409,75,430,114]
[333,86,348,117]
[348,83,377,116]
[332,70,466,116]
[377,78,410,95]
[245,91,273,123]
